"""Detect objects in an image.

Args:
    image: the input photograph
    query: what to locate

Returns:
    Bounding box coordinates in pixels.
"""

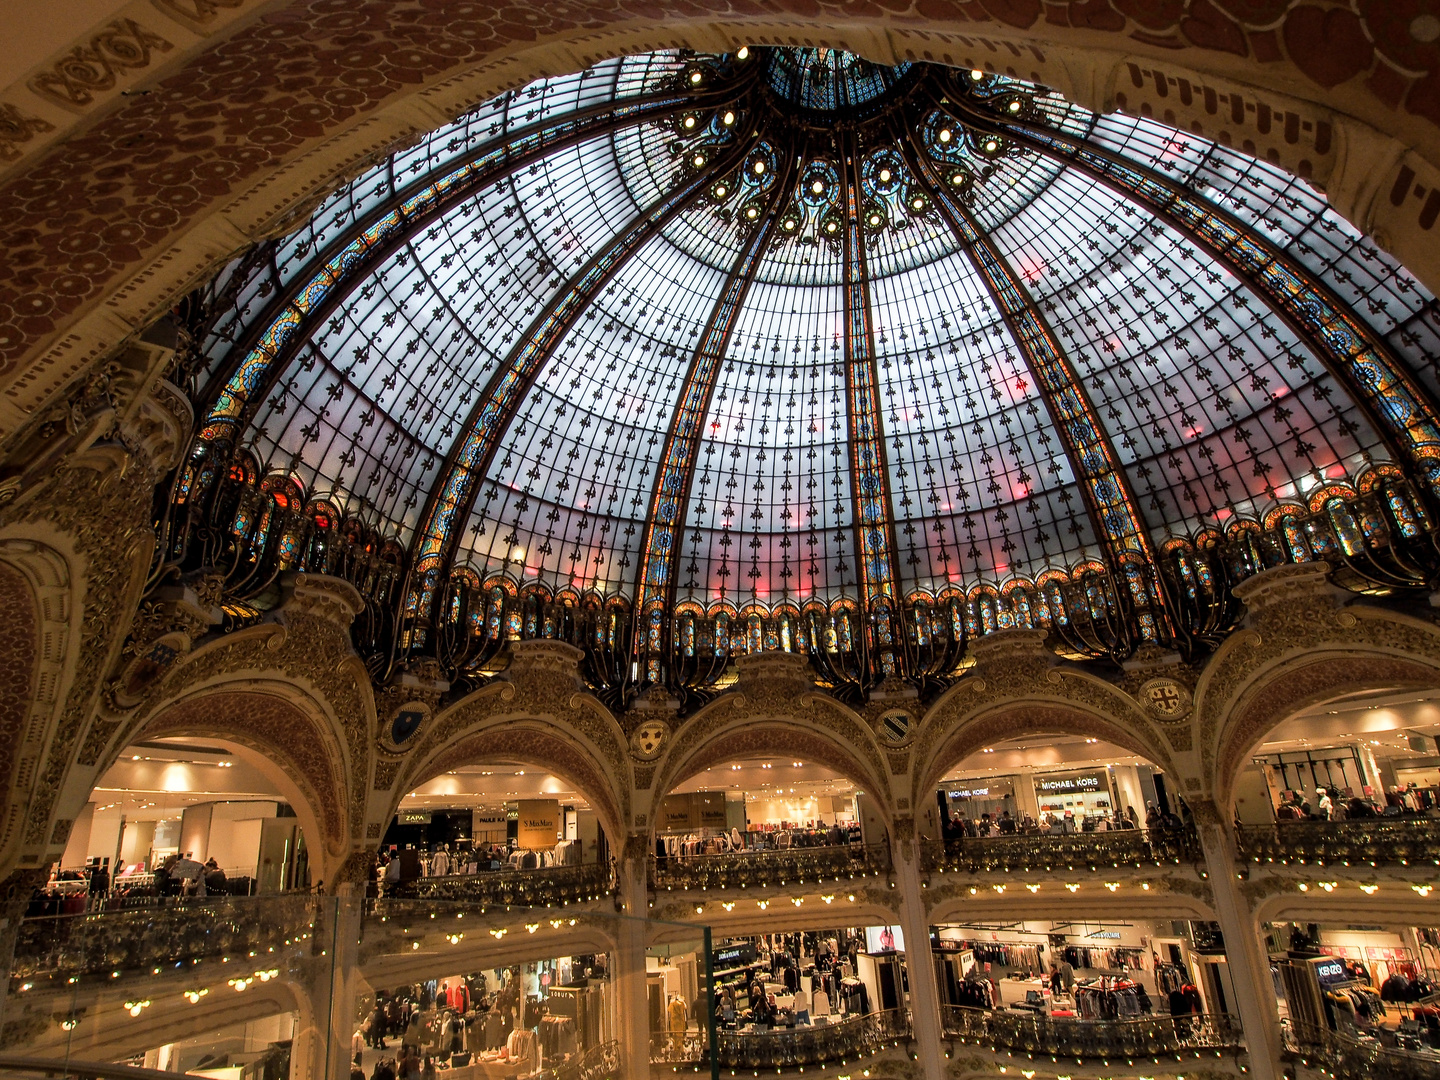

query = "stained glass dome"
[175,46,1440,699]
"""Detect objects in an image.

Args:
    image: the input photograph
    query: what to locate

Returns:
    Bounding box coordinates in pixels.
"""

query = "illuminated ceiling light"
[1104,882,1119,892]
[792,897,804,906]
[721,901,736,911]
[723,111,736,126]
[753,160,766,175]
[714,185,728,198]
[992,884,1005,893]
[911,196,924,209]
[782,218,797,231]
[1008,100,1022,113]
[825,221,838,233]
[683,116,697,129]
[1026,884,1040,893]
[1297,883,1309,892]
[938,128,952,143]
[1414,885,1433,896]
[984,139,999,152]
[757,900,769,910]
[1065,884,1080,893]
[970,69,984,80]
[1360,884,1379,894]
[526,923,540,933]
[822,895,835,904]
[693,154,707,168]
[879,168,891,182]
[510,545,525,561]
[184,989,208,1004]
[126,1000,151,1018]
[811,180,824,194]
[490,928,507,939]
[737,46,749,60]
[868,213,882,226]
[690,70,703,84]
[1318,881,1337,892]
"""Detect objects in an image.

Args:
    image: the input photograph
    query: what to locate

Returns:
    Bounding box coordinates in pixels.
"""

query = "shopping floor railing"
[651,1009,911,1069]
[1285,1019,1440,1080]
[1237,818,1440,868]
[650,843,892,892]
[941,1006,1246,1062]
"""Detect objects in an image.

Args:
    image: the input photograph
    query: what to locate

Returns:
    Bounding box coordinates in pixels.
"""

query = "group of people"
[1276,788,1379,821]
[943,802,1186,840]
[154,853,230,897]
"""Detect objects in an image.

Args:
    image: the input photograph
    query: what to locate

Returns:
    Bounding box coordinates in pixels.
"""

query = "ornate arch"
[915,697,1174,809]
[1197,565,1440,809]
[913,630,1174,807]
[398,720,626,848]
[128,686,347,863]
[2,4,1439,442]
[0,538,79,872]
[650,657,894,829]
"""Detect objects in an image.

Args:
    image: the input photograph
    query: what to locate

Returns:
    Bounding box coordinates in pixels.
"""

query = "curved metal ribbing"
[404,137,758,618]
[631,155,796,635]
[905,142,1161,593]
[196,83,742,443]
[841,132,901,609]
[949,86,1440,489]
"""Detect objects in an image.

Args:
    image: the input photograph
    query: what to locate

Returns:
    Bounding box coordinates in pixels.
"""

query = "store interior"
[1268,920,1440,1052]
[934,919,1234,1024]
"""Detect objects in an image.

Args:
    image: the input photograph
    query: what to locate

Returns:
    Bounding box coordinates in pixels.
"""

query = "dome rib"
[840,128,903,616]
[633,152,796,635]
[406,133,757,622]
[907,136,1169,648]
[950,81,1440,491]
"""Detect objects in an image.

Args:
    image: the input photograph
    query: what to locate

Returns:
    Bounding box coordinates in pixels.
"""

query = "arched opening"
[13,722,330,1070]
[54,735,319,900]
[380,755,615,887]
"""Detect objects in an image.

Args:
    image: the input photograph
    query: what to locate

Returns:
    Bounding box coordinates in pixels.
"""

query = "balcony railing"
[651,1009,911,1068]
[1237,818,1440,868]
[1285,1020,1440,1080]
[10,894,321,985]
[941,1006,1245,1060]
[922,827,1201,874]
[650,843,892,892]
[383,861,615,908]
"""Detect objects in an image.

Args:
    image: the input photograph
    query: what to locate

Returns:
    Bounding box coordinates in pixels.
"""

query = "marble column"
[1193,804,1281,1080]
[892,824,945,1080]
[615,841,653,1080]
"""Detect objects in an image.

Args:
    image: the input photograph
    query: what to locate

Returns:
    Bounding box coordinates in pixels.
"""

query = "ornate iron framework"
[153,47,1440,712]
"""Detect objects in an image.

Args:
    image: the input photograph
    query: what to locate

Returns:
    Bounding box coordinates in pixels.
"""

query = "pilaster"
[616,838,652,1080]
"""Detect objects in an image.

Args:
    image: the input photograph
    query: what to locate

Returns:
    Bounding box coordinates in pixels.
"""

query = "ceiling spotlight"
[938,128,952,143]
[690,70,703,84]
[811,180,824,194]
[984,139,999,153]
[879,168,891,182]
[683,116,696,129]
[694,153,707,168]
[715,185,728,198]
[723,111,736,125]
[746,206,759,219]
[737,47,750,60]
[970,69,984,80]
[753,160,766,175]
[1008,100,1022,113]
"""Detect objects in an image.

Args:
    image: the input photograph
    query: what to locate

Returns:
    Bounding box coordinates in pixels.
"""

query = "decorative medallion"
[878,709,914,746]
[386,701,432,748]
[631,718,670,761]
[1138,677,1193,723]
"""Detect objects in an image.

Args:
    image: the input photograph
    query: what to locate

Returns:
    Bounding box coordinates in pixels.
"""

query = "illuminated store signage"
[1036,772,1106,794]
